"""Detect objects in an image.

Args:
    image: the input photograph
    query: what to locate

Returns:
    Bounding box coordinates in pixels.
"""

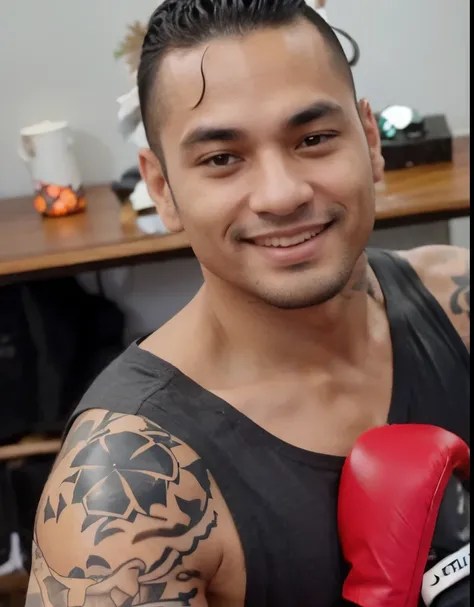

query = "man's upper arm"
[26,410,221,607]
[402,245,470,350]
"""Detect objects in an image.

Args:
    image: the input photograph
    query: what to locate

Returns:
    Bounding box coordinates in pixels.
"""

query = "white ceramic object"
[117,87,148,148]
[19,120,82,193]
[130,179,155,213]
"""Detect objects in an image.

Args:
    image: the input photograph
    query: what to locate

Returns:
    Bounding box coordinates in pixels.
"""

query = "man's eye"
[299,134,334,148]
[204,154,240,167]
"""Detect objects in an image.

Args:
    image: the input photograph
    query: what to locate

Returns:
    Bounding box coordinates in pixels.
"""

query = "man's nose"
[248,152,313,216]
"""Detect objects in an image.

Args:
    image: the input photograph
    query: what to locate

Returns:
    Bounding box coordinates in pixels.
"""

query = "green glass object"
[378,115,398,140]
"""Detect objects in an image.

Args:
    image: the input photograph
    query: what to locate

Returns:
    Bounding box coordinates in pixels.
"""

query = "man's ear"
[138,148,184,233]
[358,99,385,184]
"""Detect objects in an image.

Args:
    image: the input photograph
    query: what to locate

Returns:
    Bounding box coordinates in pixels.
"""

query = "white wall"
[1,0,470,338]
[0,0,161,198]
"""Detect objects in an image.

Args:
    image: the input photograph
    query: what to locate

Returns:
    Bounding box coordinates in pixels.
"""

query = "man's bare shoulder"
[26,409,223,607]
[398,245,470,348]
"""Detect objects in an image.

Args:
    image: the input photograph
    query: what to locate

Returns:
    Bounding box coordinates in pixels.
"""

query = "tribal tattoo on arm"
[450,263,470,320]
[26,411,218,607]
[449,258,470,350]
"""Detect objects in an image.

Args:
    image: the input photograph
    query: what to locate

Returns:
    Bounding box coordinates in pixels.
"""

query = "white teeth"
[260,229,322,248]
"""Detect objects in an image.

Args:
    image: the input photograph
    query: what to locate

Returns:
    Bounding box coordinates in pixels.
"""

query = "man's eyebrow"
[180,101,343,148]
[181,127,244,148]
[287,101,343,128]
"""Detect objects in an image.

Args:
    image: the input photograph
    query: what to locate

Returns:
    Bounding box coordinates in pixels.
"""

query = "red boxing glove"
[338,424,470,607]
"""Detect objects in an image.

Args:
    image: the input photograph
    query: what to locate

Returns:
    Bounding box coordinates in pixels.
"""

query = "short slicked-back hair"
[138,0,356,154]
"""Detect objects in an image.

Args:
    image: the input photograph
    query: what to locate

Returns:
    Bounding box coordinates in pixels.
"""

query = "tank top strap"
[367,248,468,361]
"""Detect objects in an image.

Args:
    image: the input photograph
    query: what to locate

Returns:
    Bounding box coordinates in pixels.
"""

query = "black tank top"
[66,249,470,607]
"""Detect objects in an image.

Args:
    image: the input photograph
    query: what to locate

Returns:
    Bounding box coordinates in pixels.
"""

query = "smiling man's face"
[140,18,384,309]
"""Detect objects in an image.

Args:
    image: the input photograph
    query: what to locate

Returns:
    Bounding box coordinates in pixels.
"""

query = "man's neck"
[193,254,383,377]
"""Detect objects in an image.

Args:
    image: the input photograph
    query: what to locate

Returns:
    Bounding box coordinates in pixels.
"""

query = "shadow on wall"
[78,256,205,343]
[73,130,116,186]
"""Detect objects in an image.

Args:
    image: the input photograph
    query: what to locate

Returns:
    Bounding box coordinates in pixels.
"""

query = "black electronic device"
[379,114,453,171]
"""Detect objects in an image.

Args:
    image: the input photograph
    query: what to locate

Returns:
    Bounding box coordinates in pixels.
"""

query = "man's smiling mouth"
[246,222,334,248]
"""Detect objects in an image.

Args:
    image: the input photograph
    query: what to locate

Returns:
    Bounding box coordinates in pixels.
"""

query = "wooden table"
[0,137,469,285]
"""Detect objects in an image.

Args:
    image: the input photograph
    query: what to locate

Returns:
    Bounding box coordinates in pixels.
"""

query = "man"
[26,1,470,606]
